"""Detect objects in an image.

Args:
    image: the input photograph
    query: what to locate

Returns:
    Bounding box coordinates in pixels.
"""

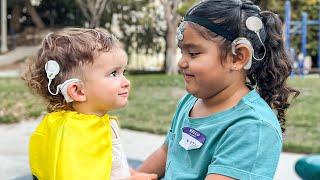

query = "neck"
[72,102,107,117]
[192,83,250,118]
[204,83,249,106]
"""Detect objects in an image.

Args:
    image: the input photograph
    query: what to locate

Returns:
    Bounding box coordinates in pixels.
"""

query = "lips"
[118,92,129,97]
[183,72,195,81]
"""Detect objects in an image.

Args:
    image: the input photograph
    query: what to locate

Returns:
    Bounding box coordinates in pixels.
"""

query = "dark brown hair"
[185,0,300,133]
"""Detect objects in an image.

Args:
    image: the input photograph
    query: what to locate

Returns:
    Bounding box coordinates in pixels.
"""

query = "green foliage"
[255,0,320,57]
[104,0,165,55]
[36,0,85,26]
[11,0,164,55]
[177,0,198,16]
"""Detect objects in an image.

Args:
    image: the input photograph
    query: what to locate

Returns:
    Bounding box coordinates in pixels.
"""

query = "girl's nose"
[178,56,188,69]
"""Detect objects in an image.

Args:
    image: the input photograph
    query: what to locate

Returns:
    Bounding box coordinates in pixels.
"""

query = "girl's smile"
[182,70,195,82]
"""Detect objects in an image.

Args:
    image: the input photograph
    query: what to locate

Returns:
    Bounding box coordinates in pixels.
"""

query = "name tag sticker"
[179,127,206,150]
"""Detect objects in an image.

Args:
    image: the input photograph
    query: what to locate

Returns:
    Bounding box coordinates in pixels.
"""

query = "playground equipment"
[284,0,320,74]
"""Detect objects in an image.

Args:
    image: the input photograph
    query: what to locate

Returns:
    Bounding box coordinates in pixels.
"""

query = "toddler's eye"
[110,71,117,77]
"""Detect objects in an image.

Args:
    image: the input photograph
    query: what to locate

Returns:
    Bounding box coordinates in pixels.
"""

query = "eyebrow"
[178,43,204,50]
[108,65,127,71]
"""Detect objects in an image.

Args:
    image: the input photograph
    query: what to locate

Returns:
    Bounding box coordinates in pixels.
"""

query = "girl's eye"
[189,52,200,57]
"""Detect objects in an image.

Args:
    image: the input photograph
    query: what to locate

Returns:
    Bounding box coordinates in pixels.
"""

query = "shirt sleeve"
[208,119,282,180]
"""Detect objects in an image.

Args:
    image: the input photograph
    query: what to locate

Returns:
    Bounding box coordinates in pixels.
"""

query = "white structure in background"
[128,52,165,71]
[31,0,41,6]
[110,0,181,71]
[1,0,8,53]
[304,56,312,74]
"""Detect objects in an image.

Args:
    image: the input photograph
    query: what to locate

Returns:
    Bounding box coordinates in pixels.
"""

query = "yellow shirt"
[29,111,113,180]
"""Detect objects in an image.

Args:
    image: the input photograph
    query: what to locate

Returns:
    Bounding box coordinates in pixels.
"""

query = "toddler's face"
[177,23,235,99]
[82,48,130,114]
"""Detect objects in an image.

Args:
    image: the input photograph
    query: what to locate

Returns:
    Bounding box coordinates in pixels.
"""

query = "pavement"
[0,118,304,180]
[0,46,39,66]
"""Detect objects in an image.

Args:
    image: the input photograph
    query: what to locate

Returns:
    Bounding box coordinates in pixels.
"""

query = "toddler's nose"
[122,76,130,89]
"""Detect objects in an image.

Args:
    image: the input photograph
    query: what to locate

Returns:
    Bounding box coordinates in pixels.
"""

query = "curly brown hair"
[185,0,300,133]
[23,28,118,112]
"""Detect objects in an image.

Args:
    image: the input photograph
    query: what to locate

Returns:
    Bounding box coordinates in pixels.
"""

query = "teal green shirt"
[164,90,282,180]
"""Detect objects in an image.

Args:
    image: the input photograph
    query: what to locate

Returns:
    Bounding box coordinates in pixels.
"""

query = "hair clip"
[245,16,266,60]
[45,60,81,102]
[176,21,186,42]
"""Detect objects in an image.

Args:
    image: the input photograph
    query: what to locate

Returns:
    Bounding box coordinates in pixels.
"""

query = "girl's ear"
[231,44,252,70]
[67,82,86,102]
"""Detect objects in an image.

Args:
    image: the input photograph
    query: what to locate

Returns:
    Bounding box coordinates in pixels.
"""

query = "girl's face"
[178,23,235,99]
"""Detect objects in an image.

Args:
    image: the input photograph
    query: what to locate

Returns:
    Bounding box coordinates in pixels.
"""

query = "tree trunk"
[10,3,22,32]
[25,0,45,29]
[161,0,181,75]
[89,0,109,28]
[166,25,178,75]
[1,0,8,53]
[76,0,110,28]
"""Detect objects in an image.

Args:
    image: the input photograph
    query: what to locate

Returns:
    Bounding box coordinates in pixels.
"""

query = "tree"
[1,0,8,53]
[9,0,45,32]
[159,0,197,74]
[102,0,165,56]
[76,0,111,28]
[36,0,85,27]
[160,0,182,75]
[10,0,23,32]
[25,0,45,29]
[254,0,276,11]
[255,0,320,59]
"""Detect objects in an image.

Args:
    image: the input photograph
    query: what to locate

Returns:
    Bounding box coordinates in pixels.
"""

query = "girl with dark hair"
[138,0,299,179]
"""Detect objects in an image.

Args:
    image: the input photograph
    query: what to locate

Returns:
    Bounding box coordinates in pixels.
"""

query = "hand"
[129,172,158,180]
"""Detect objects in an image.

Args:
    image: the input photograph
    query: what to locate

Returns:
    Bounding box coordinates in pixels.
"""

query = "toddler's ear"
[67,82,86,102]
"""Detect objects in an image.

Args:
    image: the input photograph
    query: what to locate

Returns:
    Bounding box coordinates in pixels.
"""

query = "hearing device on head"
[45,60,81,103]
[178,14,266,70]
[231,16,266,70]
[231,37,253,70]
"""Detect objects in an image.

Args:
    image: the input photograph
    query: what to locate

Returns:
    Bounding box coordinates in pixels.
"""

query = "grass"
[0,74,319,154]
[282,76,320,154]
[0,78,44,123]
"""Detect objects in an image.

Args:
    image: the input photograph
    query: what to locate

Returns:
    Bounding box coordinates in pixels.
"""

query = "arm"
[205,174,235,180]
[137,143,168,178]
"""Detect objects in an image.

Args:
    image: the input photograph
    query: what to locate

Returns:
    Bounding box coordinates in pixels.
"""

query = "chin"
[185,86,195,95]
[118,101,129,108]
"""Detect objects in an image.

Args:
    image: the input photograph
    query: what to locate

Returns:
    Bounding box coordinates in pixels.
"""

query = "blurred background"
[0,0,320,179]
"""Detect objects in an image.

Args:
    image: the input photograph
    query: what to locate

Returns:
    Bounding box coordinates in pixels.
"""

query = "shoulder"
[238,90,283,139]
[176,93,196,111]
[211,113,282,179]
[32,111,66,135]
